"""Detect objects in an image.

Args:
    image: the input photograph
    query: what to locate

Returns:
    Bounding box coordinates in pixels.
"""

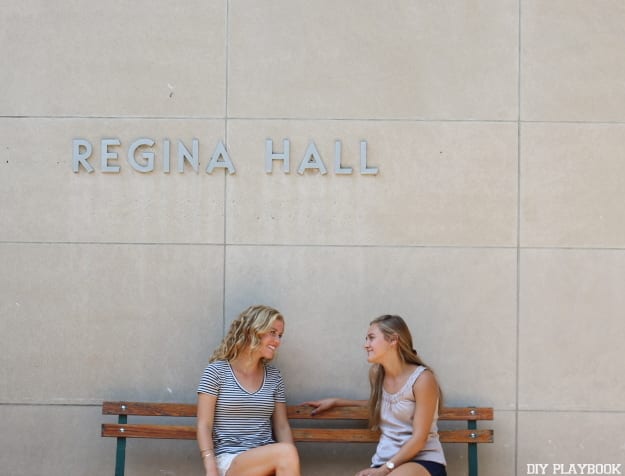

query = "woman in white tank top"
[305,314,447,476]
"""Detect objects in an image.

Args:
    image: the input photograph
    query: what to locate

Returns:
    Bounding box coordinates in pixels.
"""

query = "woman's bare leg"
[226,443,300,476]
[389,462,434,476]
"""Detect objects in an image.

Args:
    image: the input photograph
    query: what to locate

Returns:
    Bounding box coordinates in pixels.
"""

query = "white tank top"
[371,365,446,466]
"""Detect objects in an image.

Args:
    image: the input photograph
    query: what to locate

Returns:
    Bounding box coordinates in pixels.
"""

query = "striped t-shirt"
[197,360,287,455]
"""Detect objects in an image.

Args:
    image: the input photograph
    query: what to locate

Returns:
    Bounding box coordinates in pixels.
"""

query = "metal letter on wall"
[334,140,353,175]
[72,139,94,173]
[359,140,378,175]
[298,142,328,175]
[206,141,236,174]
[127,138,155,173]
[101,139,121,173]
[177,139,199,173]
[265,139,290,173]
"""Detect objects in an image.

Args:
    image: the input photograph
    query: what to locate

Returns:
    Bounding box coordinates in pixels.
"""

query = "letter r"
[72,139,94,173]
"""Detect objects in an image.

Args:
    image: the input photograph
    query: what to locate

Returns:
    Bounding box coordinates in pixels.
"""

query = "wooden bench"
[102,401,493,476]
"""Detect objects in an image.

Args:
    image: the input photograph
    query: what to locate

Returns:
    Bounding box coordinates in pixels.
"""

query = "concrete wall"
[1,1,624,475]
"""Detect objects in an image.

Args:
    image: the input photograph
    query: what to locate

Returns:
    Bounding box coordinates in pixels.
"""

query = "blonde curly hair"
[209,305,284,363]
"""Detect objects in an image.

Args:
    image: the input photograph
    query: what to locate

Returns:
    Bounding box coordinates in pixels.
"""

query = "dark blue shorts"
[373,460,447,476]
[415,460,447,476]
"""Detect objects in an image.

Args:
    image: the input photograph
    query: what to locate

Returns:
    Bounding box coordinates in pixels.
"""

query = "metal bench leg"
[114,415,127,476]
[468,419,478,476]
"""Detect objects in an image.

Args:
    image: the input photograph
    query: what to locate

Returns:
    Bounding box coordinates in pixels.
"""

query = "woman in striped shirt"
[197,305,300,476]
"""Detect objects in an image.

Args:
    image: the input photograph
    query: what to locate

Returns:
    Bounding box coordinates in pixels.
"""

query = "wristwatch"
[385,461,395,471]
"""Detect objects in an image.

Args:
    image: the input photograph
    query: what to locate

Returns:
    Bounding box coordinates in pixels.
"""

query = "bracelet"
[203,453,215,459]
[200,448,214,456]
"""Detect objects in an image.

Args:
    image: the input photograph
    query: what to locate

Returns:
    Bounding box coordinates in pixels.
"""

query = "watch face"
[385,461,395,470]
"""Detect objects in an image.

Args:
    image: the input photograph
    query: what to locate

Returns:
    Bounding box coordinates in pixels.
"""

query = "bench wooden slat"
[102,423,493,444]
[102,401,197,417]
[102,423,196,439]
[439,429,494,444]
[292,429,494,444]
[287,405,368,419]
[439,407,493,421]
[293,428,379,442]
[103,401,493,422]
[288,405,493,421]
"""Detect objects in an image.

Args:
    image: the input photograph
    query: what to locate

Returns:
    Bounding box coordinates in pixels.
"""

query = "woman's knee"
[274,443,299,467]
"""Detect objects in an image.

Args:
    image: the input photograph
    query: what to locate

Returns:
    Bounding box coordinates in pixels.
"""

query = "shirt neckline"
[382,365,424,397]
[227,361,267,395]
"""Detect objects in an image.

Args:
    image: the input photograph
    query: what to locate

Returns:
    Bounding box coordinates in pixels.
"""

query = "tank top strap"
[383,365,428,404]
[404,365,427,395]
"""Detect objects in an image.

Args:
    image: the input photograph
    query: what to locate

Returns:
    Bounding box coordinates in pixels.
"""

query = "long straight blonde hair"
[367,314,442,429]
[209,305,284,363]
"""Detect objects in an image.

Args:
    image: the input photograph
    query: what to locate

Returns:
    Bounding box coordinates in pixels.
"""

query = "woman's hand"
[202,454,220,476]
[302,398,337,415]
[205,467,219,476]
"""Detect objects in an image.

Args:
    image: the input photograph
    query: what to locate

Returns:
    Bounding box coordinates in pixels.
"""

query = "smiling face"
[363,323,394,364]
[257,319,284,361]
